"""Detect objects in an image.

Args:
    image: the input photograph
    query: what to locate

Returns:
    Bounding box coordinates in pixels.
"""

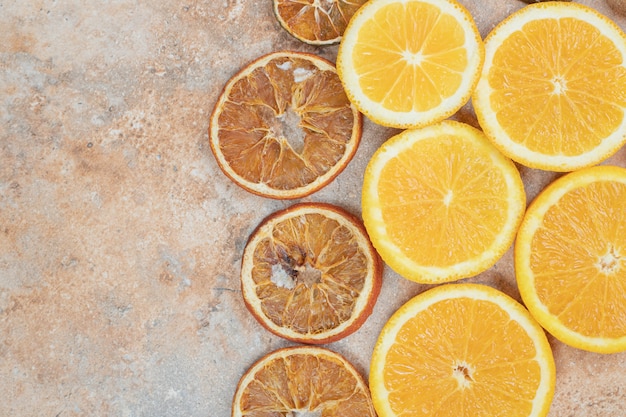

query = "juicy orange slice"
[362,120,525,284]
[240,202,382,344]
[274,0,368,45]
[232,345,376,417]
[370,283,556,417]
[473,2,626,171]
[336,0,484,128]
[210,51,362,199]
[515,165,626,353]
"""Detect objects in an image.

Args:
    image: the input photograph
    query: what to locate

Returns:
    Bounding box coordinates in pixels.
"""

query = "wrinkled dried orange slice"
[241,202,382,344]
[370,284,556,417]
[232,345,376,417]
[210,51,362,199]
[516,165,626,353]
[274,0,368,45]
[473,2,626,171]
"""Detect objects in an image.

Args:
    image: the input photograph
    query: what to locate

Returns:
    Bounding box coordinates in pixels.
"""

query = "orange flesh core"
[353,2,467,112]
[488,17,626,155]
[383,297,543,416]
[530,181,626,338]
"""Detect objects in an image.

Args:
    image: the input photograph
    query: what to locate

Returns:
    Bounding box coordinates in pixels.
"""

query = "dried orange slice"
[515,165,626,353]
[473,2,626,171]
[370,283,556,417]
[241,202,382,344]
[273,0,368,45]
[336,0,484,129]
[362,120,525,284]
[232,345,376,417]
[210,51,362,199]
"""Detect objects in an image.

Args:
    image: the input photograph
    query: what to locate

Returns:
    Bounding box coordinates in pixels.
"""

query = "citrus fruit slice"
[232,345,376,417]
[210,51,362,199]
[515,165,626,353]
[336,0,484,129]
[473,2,626,172]
[273,0,368,45]
[241,202,382,344]
[362,120,525,284]
[370,283,556,417]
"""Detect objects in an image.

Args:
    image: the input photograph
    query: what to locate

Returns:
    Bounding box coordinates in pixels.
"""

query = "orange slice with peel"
[210,51,362,199]
[273,0,368,45]
[370,283,556,417]
[473,2,626,171]
[516,165,626,353]
[241,202,382,344]
[336,0,484,128]
[232,345,376,417]
[362,120,525,284]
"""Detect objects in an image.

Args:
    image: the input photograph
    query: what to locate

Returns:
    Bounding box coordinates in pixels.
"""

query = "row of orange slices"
[212,1,626,417]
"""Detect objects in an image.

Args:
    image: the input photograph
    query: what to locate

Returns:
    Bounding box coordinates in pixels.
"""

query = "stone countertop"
[1,0,625,415]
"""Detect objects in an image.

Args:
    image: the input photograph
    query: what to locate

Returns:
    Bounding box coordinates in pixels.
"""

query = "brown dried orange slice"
[210,51,362,199]
[273,0,368,45]
[241,202,382,344]
[232,345,376,417]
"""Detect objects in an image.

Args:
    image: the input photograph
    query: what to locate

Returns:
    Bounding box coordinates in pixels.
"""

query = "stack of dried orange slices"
[213,4,381,417]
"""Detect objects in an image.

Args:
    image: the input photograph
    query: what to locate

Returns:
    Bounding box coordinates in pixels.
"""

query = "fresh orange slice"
[232,345,376,417]
[515,165,626,353]
[273,0,368,45]
[362,120,525,284]
[210,51,362,199]
[336,0,484,129]
[473,2,626,172]
[240,202,382,344]
[370,283,556,417]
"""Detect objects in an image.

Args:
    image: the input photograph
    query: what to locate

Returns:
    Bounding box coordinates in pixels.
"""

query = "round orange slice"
[210,51,362,199]
[240,202,382,344]
[336,0,484,129]
[232,345,376,417]
[273,0,368,45]
[473,2,626,171]
[370,283,556,417]
[362,120,526,284]
[516,165,626,353]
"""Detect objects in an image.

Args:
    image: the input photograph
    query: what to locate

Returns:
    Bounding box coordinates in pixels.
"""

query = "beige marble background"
[1,0,625,415]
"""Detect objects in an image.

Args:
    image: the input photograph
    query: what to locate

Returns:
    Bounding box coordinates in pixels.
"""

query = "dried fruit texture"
[473,2,626,171]
[370,284,556,417]
[232,346,376,416]
[362,120,525,284]
[336,0,484,128]
[241,203,382,344]
[274,0,368,44]
[516,165,626,353]
[210,51,362,199]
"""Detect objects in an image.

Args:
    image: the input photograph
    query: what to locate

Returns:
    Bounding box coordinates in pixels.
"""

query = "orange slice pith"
[473,2,626,171]
[273,0,368,45]
[241,202,382,344]
[336,0,484,129]
[370,284,556,417]
[210,51,362,199]
[515,165,626,353]
[362,120,526,284]
[232,346,376,417]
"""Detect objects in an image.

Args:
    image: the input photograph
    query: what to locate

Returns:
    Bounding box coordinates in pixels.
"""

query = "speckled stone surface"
[1,0,625,416]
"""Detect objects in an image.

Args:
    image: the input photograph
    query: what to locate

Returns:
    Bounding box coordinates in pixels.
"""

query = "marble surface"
[1,0,626,416]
